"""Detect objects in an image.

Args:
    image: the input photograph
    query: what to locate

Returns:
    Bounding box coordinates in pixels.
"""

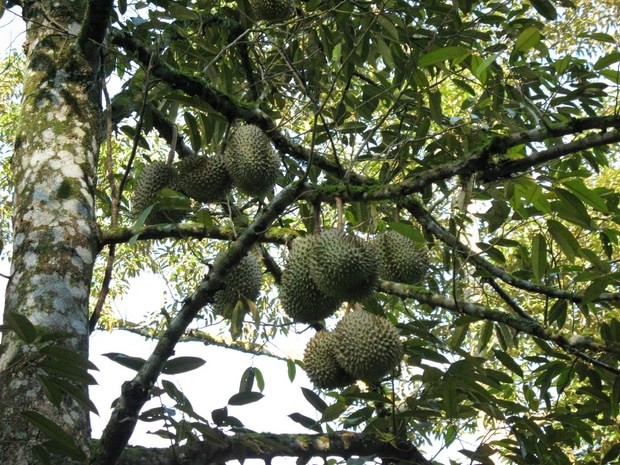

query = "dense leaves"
[1,0,620,463]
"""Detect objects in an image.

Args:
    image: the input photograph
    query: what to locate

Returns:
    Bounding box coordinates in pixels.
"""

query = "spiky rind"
[375,231,429,284]
[172,155,232,203]
[280,237,342,323]
[303,331,355,389]
[131,162,186,224]
[213,252,263,315]
[251,0,294,22]
[333,309,403,382]
[225,125,281,197]
[132,161,172,215]
[309,230,379,302]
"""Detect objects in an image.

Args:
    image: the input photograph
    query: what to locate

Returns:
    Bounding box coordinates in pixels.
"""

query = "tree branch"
[402,198,620,305]
[380,281,620,371]
[98,222,289,249]
[90,181,304,465]
[114,431,433,465]
[480,129,620,182]
[78,0,114,69]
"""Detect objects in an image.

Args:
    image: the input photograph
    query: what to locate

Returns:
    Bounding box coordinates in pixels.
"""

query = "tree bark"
[113,432,433,465]
[0,1,103,462]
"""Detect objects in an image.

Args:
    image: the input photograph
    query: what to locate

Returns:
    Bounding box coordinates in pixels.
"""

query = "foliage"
[1,0,620,463]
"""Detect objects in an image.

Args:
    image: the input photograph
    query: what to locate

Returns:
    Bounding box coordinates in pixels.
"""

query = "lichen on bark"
[0,1,103,462]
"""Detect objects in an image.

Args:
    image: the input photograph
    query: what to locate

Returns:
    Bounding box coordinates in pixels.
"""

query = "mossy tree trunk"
[0,1,105,463]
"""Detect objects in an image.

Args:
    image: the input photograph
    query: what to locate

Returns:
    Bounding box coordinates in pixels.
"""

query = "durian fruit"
[333,309,403,382]
[131,161,186,224]
[251,0,294,22]
[172,155,232,203]
[213,251,263,316]
[225,124,281,197]
[280,236,342,323]
[303,331,355,389]
[374,231,429,284]
[309,230,379,302]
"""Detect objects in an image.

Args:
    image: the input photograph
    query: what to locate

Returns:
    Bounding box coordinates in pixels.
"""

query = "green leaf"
[594,51,620,70]
[40,375,99,414]
[548,299,568,328]
[553,188,592,229]
[418,47,469,67]
[102,352,146,372]
[529,0,557,19]
[514,27,541,53]
[301,387,328,413]
[162,356,205,375]
[531,233,547,281]
[39,359,97,385]
[562,179,609,213]
[581,277,608,305]
[212,406,228,426]
[5,312,37,343]
[443,378,458,417]
[343,406,374,428]
[41,346,98,370]
[547,220,581,262]
[320,401,347,422]
[239,367,255,393]
[475,320,494,354]
[22,411,86,460]
[287,358,296,382]
[288,413,322,433]
[494,350,524,378]
[162,380,191,408]
[254,367,265,392]
[183,111,201,152]
[227,391,264,406]
[602,443,620,465]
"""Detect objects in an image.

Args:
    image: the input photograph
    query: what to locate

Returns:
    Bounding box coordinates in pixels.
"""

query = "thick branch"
[402,198,620,305]
[90,181,303,465]
[481,129,620,182]
[115,431,433,465]
[303,127,620,203]
[78,0,114,69]
[381,281,620,369]
[484,115,620,157]
[98,222,289,248]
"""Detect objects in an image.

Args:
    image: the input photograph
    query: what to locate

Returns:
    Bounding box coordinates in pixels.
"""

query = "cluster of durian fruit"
[131,124,281,223]
[279,229,428,389]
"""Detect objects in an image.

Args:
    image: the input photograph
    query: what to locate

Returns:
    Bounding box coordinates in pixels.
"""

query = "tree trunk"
[0,2,101,463]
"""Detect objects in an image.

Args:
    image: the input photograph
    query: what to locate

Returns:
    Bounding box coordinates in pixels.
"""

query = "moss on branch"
[111,431,432,465]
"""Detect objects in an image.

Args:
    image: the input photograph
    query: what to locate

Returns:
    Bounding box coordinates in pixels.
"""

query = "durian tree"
[1,0,620,464]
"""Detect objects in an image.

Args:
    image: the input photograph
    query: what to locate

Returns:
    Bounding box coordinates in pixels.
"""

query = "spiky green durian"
[375,231,429,284]
[225,125,281,197]
[251,0,294,22]
[213,251,263,316]
[333,309,402,382]
[309,230,379,302]
[280,237,342,323]
[131,161,186,224]
[303,331,355,389]
[172,155,232,203]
